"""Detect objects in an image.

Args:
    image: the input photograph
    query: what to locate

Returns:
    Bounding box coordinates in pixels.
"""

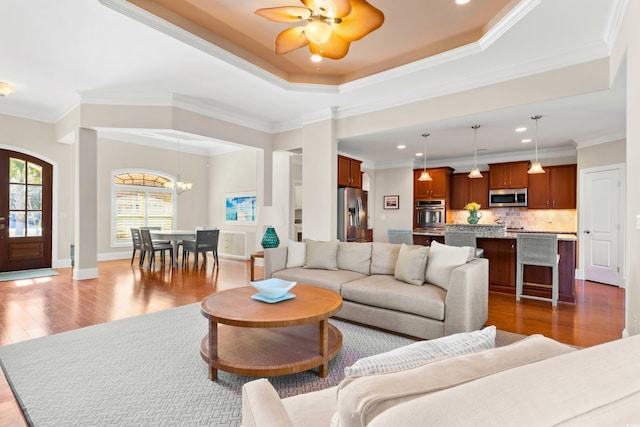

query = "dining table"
[150,229,196,267]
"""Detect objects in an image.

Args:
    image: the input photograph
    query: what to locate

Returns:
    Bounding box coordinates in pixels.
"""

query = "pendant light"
[418,133,432,182]
[528,115,545,174]
[163,139,193,194]
[468,124,483,178]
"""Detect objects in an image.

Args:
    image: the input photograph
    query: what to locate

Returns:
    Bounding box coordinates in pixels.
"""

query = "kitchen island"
[414,225,577,304]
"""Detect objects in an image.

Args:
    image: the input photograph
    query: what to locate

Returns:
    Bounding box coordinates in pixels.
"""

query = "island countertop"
[413,224,577,241]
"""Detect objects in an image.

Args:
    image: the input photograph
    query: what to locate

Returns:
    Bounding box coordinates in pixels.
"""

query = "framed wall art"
[383,195,399,210]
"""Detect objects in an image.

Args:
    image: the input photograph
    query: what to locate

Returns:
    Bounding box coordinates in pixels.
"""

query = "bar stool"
[516,233,559,308]
[388,229,414,245]
[444,231,484,258]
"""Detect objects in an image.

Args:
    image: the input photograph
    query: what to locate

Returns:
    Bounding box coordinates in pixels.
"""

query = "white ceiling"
[0,0,627,166]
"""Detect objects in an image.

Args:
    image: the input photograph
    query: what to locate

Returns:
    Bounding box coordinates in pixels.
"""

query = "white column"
[73,128,98,280]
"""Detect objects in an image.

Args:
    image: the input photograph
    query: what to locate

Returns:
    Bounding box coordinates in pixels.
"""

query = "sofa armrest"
[264,247,288,279]
[242,378,294,427]
[444,257,489,335]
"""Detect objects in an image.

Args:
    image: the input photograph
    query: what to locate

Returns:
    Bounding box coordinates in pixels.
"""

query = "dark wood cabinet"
[528,164,576,209]
[413,234,444,246]
[338,155,362,188]
[489,161,529,189]
[450,172,489,210]
[477,238,516,288]
[413,167,453,200]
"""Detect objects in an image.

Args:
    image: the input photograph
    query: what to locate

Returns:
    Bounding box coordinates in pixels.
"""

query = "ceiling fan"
[255,0,384,60]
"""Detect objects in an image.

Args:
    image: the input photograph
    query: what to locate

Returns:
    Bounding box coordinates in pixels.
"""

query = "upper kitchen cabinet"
[450,172,489,209]
[338,155,362,188]
[489,161,529,189]
[414,167,453,200]
[528,164,577,209]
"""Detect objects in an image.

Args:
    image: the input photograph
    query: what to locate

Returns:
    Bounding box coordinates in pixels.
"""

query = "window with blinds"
[112,171,174,245]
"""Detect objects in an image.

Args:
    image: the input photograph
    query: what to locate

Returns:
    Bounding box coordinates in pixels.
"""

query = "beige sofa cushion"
[337,242,372,275]
[286,240,306,268]
[344,326,495,377]
[394,244,429,286]
[304,239,339,270]
[370,242,402,275]
[335,334,576,427]
[425,241,474,290]
[368,334,640,427]
[273,267,365,294]
[340,275,446,320]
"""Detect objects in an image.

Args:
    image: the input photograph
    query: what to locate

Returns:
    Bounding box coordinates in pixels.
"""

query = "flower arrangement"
[464,202,481,213]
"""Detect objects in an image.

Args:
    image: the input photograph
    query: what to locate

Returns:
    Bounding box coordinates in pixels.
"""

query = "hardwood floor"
[0,257,626,426]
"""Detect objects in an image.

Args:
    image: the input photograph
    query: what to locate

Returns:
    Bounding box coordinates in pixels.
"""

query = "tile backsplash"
[451,208,577,232]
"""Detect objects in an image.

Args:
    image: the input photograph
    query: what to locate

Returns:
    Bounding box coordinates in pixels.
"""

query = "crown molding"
[574,130,626,149]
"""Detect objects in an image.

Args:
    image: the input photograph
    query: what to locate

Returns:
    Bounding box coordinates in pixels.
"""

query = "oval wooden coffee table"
[200,284,343,380]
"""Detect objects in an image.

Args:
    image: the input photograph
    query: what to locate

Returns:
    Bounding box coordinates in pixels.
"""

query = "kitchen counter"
[412,225,577,304]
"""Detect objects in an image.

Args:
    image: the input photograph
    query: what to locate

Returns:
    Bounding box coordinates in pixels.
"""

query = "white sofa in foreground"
[242,332,640,427]
[264,240,489,340]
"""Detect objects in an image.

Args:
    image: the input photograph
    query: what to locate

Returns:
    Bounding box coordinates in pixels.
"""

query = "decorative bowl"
[251,278,297,299]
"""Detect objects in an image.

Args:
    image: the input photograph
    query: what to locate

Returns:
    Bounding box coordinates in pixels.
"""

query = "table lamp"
[260,206,283,249]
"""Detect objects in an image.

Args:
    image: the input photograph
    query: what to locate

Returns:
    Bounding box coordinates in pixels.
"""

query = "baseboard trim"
[73,267,99,280]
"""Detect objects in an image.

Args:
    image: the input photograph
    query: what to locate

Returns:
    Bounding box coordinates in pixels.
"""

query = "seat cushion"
[340,275,446,320]
[273,268,365,294]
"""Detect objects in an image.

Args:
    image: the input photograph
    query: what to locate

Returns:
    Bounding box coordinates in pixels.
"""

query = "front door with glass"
[0,150,53,271]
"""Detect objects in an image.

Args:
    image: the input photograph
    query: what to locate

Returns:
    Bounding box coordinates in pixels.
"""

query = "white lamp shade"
[468,167,483,178]
[260,206,283,227]
[527,161,545,174]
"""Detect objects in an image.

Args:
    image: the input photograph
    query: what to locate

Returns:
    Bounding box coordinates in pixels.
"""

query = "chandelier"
[163,139,193,194]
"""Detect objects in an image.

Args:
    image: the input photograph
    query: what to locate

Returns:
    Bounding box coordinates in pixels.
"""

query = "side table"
[250,251,264,281]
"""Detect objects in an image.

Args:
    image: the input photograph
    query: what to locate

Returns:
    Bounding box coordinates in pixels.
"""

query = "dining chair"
[140,228,173,269]
[516,233,559,308]
[130,228,146,266]
[444,231,484,258]
[182,229,220,268]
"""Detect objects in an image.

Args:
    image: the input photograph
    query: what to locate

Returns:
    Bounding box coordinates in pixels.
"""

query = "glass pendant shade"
[468,167,483,178]
[418,170,432,181]
[528,115,545,174]
[305,21,332,44]
[527,161,545,174]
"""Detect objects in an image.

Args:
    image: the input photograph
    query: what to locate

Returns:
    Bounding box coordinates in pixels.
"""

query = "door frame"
[1,145,60,268]
[577,163,626,287]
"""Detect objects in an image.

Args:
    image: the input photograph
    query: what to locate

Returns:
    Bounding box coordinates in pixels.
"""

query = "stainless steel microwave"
[489,188,528,207]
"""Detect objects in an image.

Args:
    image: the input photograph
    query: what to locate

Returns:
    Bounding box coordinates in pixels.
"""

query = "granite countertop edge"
[413,226,577,241]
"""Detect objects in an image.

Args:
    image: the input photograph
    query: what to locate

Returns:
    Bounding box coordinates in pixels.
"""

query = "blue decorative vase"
[261,227,280,249]
[467,211,481,224]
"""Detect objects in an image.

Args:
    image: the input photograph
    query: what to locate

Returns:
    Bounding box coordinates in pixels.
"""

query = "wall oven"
[415,199,445,229]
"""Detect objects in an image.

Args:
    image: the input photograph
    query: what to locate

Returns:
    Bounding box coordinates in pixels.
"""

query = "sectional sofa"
[242,331,640,426]
[263,240,489,340]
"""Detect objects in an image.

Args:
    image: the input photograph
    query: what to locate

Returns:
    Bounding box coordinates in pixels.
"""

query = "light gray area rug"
[0,303,524,426]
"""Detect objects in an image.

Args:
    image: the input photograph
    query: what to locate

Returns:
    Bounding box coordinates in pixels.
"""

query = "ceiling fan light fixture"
[305,20,332,44]
[0,82,15,97]
[310,54,323,62]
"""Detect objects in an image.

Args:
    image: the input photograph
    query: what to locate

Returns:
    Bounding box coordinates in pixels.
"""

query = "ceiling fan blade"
[275,26,310,54]
[302,0,352,18]
[309,33,350,59]
[332,0,384,41]
[255,6,310,23]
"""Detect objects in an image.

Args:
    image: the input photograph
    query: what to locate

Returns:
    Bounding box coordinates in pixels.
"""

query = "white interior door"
[582,167,622,286]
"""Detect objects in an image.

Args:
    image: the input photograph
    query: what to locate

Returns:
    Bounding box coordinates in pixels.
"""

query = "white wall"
[372,166,414,242]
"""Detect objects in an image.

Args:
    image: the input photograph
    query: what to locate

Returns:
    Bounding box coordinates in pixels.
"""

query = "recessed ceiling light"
[0,81,15,96]
[397,144,406,149]
[521,138,532,143]
[310,54,322,63]
[515,127,527,132]
[455,0,471,4]
[416,152,424,157]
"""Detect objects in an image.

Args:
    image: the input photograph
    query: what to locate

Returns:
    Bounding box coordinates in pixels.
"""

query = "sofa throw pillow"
[343,326,496,378]
[303,239,339,270]
[285,240,306,268]
[425,240,474,291]
[337,242,372,275]
[394,244,429,286]
[370,242,402,275]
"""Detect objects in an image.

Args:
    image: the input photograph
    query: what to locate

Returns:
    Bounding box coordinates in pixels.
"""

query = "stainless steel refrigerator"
[338,187,368,242]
